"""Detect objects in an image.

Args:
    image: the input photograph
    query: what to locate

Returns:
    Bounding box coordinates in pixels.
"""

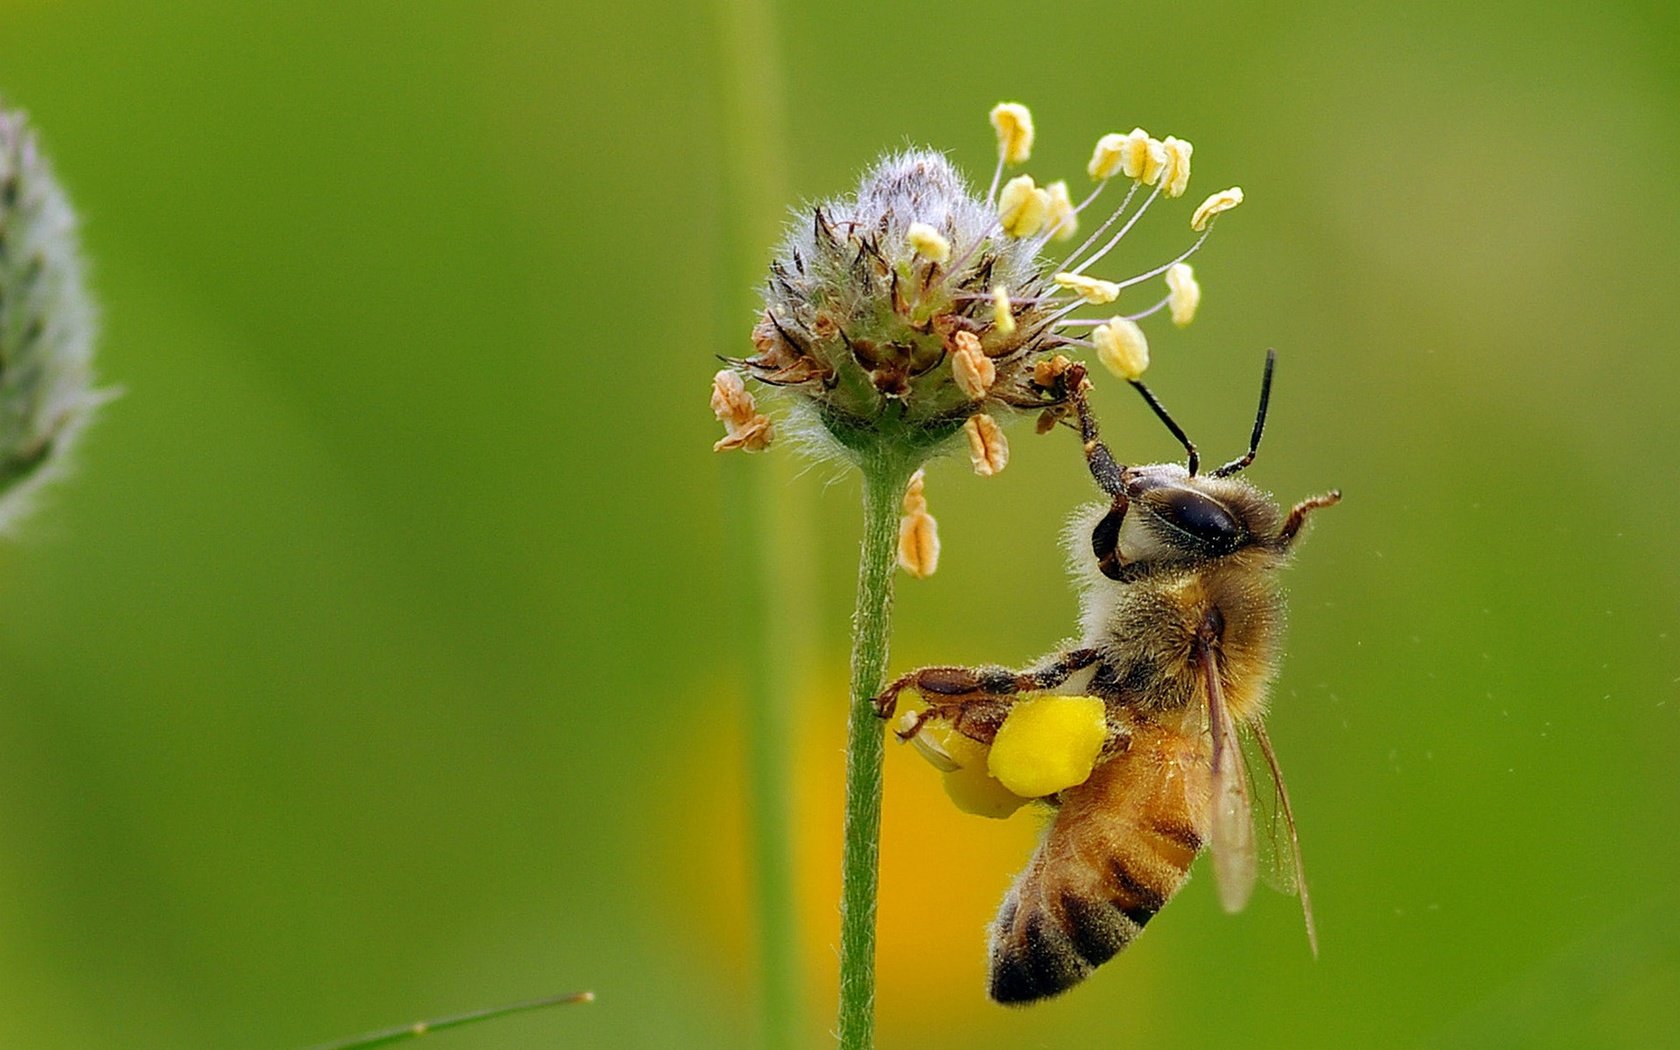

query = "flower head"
[717,104,1248,467]
[0,104,104,532]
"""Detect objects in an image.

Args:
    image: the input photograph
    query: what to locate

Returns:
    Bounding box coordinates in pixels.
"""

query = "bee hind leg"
[871,649,1102,722]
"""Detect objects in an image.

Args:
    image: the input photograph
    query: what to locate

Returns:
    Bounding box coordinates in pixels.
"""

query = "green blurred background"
[2,0,1677,1047]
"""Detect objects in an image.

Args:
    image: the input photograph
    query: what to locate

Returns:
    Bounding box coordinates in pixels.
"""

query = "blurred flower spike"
[712,100,1246,467]
[0,103,104,532]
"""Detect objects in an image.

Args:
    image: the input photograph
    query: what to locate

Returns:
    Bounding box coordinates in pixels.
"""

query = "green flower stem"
[837,451,915,1050]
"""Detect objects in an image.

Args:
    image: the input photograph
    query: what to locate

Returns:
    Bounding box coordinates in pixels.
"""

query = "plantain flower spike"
[1165,263,1200,327]
[0,104,104,533]
[718,103,1250,470]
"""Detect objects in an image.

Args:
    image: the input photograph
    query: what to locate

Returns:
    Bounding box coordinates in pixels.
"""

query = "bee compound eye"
[1091,509,1121,561]
[1155,488,1242,552]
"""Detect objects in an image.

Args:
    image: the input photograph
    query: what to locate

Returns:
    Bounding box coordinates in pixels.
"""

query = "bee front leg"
[1059,364,1128,498]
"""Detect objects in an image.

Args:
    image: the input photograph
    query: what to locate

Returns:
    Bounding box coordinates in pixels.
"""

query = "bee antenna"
[1212,349,1276,479]
[1128,380,1200,477]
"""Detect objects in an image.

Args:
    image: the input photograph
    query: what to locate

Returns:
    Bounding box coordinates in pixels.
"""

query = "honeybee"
[873,352,1340,1004]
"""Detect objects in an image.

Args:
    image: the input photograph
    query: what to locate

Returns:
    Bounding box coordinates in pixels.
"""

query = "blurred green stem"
[305,991,593,1050]
[722,456,801,1050]
[708,0,801,1047]
[837,451,912,1050]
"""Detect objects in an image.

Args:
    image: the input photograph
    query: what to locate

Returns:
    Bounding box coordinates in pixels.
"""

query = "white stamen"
[1109,225,1214,294]
[1068,185,1162,277]
[1060,182,1139,272]
[1123,292,1174,322]
[985,152,1006,207]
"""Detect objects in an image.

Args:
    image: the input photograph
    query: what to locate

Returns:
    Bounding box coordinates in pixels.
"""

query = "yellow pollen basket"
[986,695,1108,799]
[905,716,1027,818]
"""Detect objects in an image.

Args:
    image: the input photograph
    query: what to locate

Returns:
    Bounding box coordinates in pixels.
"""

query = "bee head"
[1086,352,1338,579]
[1091,466,1279,572]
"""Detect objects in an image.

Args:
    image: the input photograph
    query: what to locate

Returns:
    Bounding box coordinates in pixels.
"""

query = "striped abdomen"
[988,718,1212,1004]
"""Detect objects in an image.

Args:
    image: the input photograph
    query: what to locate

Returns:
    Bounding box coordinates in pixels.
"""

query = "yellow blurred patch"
[655,678,1043,1042]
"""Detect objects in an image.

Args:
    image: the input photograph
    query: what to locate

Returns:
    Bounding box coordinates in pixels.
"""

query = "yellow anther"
[987,695,1108,798]
[963,413,1009,476]
[1166,263,1200,327]
[902,468,929,515]
[1033,353,1072,387]
[991,285,1016,335]
[1087,132,1128,181]
[989,102,1035,165]
[710,370,774,452]
[1120,128,1167,186]
[997,175,1050,238]
[950,330,995,400]
[1043,180,1078,242]
[896,470,940,578]
[1092,317,1149,381]
[906,221,950,264]
[1191,186,1244,231]
[1053,271,1121,305]
[1160,136,1193,198]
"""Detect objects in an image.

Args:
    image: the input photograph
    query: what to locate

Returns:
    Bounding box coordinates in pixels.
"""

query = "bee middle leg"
[872,648,1102,724]
[1277,490,1342,549]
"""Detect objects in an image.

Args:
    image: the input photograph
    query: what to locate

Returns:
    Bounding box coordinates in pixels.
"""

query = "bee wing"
[1244,736,1298,897]
[1248,721,1320,957]
[1201,646,1257,914]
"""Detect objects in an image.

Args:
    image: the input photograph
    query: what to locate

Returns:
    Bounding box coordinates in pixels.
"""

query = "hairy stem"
[836,452,913,1050]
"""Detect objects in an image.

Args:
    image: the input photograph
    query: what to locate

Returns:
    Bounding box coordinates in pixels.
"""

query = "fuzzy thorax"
[1065,488,1288,724]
